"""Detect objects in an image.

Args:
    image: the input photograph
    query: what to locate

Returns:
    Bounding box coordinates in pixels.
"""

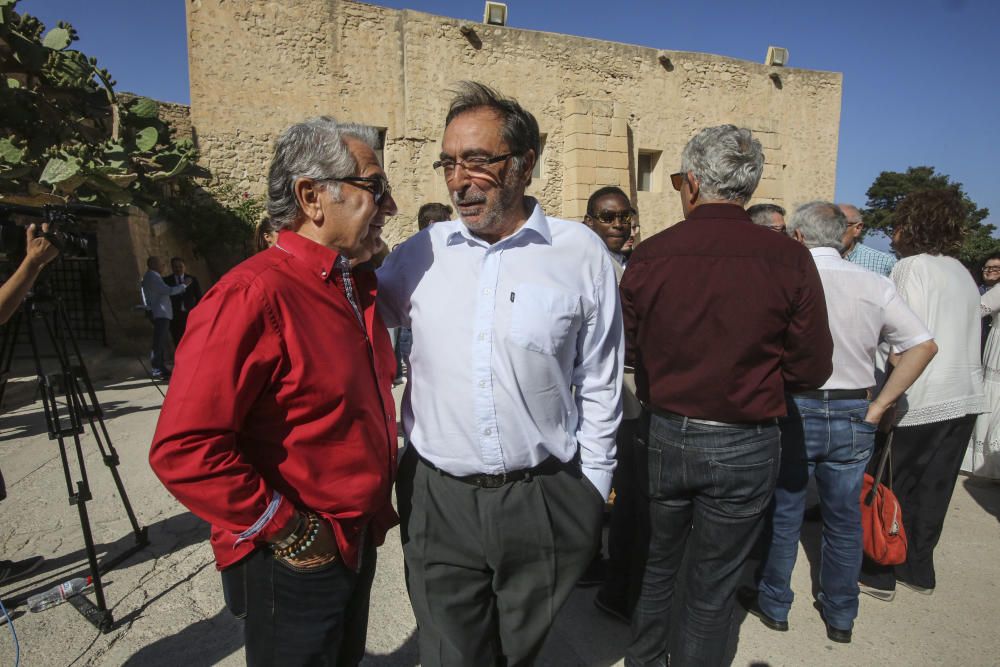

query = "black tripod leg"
[0,309,23,408]
[25,308,114,631]
[54,299,147,545]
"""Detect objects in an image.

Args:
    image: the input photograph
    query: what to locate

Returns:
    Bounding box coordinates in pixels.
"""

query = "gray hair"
[445,81,541,185]
[266,117,380,230]
[746,203,786,227]
[680,125,764,204]
[787,201,848,252]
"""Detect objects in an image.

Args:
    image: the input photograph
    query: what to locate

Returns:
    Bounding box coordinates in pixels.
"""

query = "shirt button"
[478,332,487,341]
[483,427,492,436]
[321,271,328,277]
[478,380,487,388]
[482,288,491,295]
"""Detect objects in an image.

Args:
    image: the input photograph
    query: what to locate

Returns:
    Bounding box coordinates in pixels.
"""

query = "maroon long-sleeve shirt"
[149,231,398,571]
[620,203,833,422]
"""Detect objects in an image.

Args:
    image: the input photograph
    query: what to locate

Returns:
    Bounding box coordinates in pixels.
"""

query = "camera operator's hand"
[25,223,59,270]
[0,223,62,325]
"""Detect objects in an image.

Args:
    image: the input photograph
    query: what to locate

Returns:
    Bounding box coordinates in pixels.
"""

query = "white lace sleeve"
[982,284,1000,317]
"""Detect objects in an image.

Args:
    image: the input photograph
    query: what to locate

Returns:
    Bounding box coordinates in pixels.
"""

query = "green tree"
[0,0,197,209]
[863,166,995,265]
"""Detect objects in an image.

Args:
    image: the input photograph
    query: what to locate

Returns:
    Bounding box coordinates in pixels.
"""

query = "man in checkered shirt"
[839,203,897,276]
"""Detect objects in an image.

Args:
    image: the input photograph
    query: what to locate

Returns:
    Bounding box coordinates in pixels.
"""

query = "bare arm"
[866,339,938,425]
[0,224,59,325]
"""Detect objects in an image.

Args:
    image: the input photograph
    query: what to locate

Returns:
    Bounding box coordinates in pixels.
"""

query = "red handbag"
[860,431,908,565]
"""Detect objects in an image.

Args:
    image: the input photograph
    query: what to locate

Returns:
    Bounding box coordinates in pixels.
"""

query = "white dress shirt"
[890,254,986,426]
[809,247,931,390]
[377,199,624,498]
[141,270,185,320]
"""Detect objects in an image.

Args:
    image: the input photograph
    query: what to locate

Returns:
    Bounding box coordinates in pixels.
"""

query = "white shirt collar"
[447,198,552,248]
[809,247,843,260]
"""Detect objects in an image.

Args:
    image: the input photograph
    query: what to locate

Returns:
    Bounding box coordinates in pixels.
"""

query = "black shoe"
[815,602,852,643]
[803,505,822,522]
[576,558,606,587]
[594,589,631,624]
[738,587,788,632]
[0,556,44,586]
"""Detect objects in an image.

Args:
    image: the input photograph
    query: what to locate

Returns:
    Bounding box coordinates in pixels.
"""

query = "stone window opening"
[637,150,661,192]
[532,134,547,180]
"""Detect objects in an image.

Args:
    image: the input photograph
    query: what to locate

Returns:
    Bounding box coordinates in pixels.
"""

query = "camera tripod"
[0,286,149,633]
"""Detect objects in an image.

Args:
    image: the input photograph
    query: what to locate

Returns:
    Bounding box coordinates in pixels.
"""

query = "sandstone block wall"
[186,0,842,247]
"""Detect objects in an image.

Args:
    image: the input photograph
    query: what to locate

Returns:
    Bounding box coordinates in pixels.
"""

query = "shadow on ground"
[2,511,208,609]
[0,399,161,442]
[121,608,243,666]
[364,630,419,665]
[962,476,1000,523]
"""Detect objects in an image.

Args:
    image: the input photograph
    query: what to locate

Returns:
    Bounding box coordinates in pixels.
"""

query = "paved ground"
[1,359,999,666]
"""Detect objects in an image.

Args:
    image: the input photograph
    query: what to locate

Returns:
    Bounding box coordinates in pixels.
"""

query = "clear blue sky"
[21,0,1000,243]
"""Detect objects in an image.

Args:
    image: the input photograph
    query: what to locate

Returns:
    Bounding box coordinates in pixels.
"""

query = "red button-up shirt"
[620,204,833,422]
[149,230,398,571]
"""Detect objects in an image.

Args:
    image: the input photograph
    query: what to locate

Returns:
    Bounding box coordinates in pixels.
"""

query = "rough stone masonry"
[185,0,842,246]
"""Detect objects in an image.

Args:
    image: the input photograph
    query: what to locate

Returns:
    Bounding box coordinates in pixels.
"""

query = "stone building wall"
[186,0,842,246]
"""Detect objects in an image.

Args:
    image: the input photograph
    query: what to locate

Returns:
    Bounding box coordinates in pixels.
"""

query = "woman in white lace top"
[859,189,986,600]
[966,285,1000,478]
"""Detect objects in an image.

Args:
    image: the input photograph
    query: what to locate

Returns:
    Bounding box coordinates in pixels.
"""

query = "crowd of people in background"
[144,81,999,667]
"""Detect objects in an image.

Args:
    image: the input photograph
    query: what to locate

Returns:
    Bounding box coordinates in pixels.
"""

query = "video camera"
[0,201,115,254]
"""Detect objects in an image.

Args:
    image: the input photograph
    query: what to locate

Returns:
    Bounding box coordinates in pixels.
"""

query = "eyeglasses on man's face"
[588,210,635,226]
[432,153,515,179]
[331,175,393,206]
[767,224,787,234]
[984,266,1000,275]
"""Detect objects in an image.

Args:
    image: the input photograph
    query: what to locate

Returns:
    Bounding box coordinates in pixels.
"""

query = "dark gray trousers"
[398,446,604,666]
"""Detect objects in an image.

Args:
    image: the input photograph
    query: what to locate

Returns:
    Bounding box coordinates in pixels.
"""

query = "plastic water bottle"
[27,576,92,612]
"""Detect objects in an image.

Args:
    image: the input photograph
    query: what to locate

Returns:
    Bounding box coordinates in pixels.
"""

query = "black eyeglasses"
[432,153,515,178]
[587,211,635,226]
[331,175,392,205]
[670,172,686,192]
[984,267,1000,274]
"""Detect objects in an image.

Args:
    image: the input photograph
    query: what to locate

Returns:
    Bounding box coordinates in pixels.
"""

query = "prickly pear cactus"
[0,0,197,211]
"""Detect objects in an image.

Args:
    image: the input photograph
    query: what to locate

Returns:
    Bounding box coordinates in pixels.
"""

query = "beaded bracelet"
[272,512,320,559]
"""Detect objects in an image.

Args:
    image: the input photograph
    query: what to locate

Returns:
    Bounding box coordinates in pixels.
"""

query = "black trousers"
[398,446,604,666]
[243,541,376,667]
[170,311,189,348]
[599,417,642,611]
[860,414,977,591]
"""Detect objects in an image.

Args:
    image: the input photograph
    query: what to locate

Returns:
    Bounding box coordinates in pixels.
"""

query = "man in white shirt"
[141,256,186,379]
[740,201,937,643]
[378,82,623,665]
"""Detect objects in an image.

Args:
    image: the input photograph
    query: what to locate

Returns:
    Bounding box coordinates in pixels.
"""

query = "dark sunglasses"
[331,175,392,205]
[670,172,686,192]
[588,210,635,226]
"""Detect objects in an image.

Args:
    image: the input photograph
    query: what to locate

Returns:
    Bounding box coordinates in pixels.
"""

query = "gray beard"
[459,172,523,236]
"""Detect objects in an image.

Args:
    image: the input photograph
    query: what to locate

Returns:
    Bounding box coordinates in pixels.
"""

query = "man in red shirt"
[149,117,398,666]
[621,125,833,667]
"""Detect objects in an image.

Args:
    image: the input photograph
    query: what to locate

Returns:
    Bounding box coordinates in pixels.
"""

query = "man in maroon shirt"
[149,117,398,666]
[621,125,833,667]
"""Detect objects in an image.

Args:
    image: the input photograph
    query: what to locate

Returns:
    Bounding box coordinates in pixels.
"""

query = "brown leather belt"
[418,453,565,488]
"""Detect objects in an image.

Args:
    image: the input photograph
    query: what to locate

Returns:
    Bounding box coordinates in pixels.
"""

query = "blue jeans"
[627,413,780,667]
[757,397,875,630]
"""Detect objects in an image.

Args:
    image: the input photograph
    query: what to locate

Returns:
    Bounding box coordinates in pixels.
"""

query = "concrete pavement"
[1,362,998,666]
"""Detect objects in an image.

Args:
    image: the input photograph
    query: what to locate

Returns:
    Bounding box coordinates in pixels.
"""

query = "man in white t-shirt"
[740,201,937,644]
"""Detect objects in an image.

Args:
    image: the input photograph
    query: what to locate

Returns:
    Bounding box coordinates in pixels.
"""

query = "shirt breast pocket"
[508,283,580,356]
